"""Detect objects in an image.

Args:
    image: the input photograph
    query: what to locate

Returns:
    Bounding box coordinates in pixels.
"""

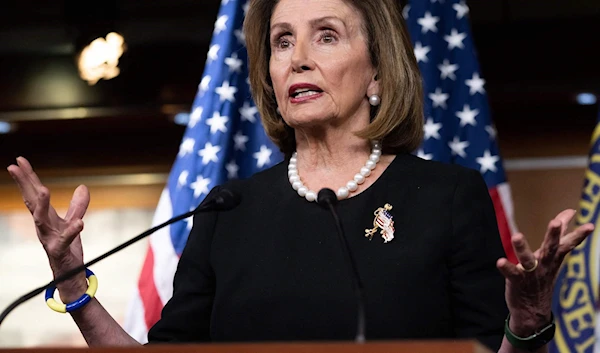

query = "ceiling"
[0,0,599,176]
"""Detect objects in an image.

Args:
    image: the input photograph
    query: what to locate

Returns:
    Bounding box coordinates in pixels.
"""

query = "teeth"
[295,90,320,98]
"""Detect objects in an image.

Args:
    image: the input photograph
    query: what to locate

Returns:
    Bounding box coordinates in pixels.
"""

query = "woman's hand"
[496,209,595,336]
[7,157,91,302]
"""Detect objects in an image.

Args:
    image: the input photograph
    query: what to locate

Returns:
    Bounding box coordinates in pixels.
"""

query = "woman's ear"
[367,73,380,98]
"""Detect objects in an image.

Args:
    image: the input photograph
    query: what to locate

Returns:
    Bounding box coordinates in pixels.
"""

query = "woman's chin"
[286,115,334,130]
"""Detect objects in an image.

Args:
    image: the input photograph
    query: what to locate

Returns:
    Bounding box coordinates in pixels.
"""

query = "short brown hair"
[244,0,424,157]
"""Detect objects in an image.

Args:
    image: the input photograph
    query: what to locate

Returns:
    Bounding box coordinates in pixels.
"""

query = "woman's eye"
[279,40,291,48]
[322,35,334,43]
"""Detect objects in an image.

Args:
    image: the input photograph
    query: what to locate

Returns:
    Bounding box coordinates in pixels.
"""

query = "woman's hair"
[244,0,424,157]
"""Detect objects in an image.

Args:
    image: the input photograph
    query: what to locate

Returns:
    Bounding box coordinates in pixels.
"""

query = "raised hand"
[7,157,91,302]
[496,209,595,336]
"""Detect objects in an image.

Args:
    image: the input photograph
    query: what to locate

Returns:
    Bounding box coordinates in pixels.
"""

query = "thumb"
[65,185,90,221]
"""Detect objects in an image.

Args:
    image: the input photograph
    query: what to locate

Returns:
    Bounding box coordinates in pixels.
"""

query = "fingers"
[16,157,44,189]
[540,219,562,267]
[7,160,38,213]
[32,186,52,234]
[511,232,537,271]
[65,185,90,221]
[62,219,84,245]
[559,223,595,256]
[497,257,521,281]
[553,209,577,235]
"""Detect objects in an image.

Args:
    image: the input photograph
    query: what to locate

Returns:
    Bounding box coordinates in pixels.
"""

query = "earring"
[276,107,281,115]
[369,94,381,107]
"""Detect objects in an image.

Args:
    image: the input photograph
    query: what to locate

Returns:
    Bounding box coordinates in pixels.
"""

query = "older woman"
[6,0,594,352]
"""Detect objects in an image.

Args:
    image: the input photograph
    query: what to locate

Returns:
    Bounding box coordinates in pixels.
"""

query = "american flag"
[123,0,283,343]
[404,0,518,263]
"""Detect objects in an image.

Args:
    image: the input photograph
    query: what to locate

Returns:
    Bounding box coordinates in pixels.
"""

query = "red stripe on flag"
[489,187,518,264]
[138,246,163,331]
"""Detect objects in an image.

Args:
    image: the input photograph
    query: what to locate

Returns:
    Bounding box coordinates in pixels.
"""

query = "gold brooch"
[365,203,395,243]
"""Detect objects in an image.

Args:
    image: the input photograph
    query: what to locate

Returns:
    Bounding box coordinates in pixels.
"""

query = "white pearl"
[298,186,308,197]
[337,187,349,199]
[347,180,358,192]
[354,173,366,184]
[369,95,381,107]
[288,142,380,201]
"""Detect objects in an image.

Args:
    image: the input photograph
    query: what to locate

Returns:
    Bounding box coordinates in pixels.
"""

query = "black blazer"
[148,153,508,351]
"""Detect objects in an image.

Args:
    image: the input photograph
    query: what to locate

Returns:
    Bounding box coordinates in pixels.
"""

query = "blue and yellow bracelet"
[45,268,98,313]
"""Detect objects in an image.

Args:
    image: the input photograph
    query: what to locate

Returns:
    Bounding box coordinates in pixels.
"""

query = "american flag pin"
[364,203,395,243]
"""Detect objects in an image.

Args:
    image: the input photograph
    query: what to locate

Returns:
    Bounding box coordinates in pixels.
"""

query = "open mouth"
[291,88,323,98]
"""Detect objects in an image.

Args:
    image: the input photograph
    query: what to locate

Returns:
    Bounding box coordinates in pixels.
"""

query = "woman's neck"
[292,129,391,197]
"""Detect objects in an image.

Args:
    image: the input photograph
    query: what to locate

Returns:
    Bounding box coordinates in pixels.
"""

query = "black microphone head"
[212,187,242,210]
[317,188,338,208]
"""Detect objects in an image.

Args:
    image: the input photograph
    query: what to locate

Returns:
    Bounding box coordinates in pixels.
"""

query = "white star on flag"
[198,142,221,165]
[476,150,500,173]
[206,112,229,134]
[449,136,469,158]
[190,175,211,198]
[429,88,450,109]
[414,42,431,63]
[177,170,189,188]
[188,107,202,128]
[402,5,411,20]
[214,15,229,35]
[185,214,194,231]
[216,81,238,102]
[438,59,459,80]
[485,125,497,140]
[254,145,273,168]
[234,131,249,151]
[453,1,469,19]
[466,72,486,95]
[226,160,240,179]
[417,12,440,33]
[417,149,433,160]
[207,45,220,64]
[234,29,246,45]
[199,76,211,95]
[444,28,467,50]
[243,0,250,15]
[424,117,442,140]
[456,104,479,127]
[178,138,195,157]
[225,53,243,73]
[239,101,258,123]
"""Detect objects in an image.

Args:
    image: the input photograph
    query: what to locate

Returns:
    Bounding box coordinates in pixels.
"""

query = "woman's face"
[269,0,378,130]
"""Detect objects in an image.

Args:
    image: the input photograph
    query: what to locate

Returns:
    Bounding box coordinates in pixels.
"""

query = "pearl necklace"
[288,141,382,202]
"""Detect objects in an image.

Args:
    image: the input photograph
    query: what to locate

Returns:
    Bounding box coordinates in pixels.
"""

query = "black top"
[148,153,508,351]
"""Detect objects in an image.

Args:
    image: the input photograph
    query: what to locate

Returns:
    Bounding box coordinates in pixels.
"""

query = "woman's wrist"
[508,311,552,336]
[49,258,88,303]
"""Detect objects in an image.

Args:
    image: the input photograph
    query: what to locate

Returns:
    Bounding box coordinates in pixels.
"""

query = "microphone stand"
[318,188,366,343]
[0,188,240,327]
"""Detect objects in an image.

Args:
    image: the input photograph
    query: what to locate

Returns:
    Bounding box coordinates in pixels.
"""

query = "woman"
[6,0,594,352]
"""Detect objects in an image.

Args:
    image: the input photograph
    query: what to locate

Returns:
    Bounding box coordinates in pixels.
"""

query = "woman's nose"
[291,40,314,73]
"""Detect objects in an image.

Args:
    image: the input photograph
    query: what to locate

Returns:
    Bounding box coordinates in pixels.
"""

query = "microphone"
[0,186,241,327]
[317,188,366,343]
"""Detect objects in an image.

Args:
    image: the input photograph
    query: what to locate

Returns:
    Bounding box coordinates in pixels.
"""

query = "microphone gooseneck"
[317,188,366,343]
[0,187,241,327]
